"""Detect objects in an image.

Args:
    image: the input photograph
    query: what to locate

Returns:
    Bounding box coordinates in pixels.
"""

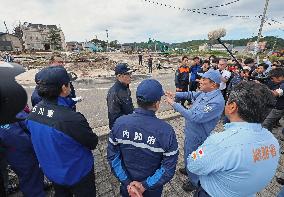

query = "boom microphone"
[207,28,241,66]
[208,28,226,40]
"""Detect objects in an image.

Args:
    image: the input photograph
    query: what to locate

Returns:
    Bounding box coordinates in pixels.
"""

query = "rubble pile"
[13,54,52,69]
[13,52,179,84]
[65,59,117,78]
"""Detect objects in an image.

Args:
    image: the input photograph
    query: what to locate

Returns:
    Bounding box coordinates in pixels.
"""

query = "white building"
[232,46,247,53]
[211,43,233,52]
[199,43,210,51]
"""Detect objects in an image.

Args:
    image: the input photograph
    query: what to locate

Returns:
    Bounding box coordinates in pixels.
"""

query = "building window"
[30,36,33,41]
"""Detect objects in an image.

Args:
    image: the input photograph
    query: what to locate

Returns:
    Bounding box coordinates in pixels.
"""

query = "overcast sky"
[0,0,283,43]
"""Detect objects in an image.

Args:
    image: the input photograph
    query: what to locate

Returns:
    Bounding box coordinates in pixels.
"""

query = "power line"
[142,0,250,18]
[141,0,283,23]
[265,21,284,32]
[191,0,240,11]
[143,0,241,11]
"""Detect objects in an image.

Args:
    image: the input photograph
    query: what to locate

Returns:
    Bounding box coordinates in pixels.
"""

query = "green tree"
[109,40,119,48]
[90,38,107,50]
[13,25,25,51]
[48,28,62,50]
[14,25,23,39]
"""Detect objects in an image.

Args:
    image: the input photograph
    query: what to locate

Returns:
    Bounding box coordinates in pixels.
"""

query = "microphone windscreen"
[208,28,226,40]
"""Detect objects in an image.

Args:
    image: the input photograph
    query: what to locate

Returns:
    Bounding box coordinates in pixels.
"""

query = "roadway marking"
[77,88,90,91]
[96,87,109,90]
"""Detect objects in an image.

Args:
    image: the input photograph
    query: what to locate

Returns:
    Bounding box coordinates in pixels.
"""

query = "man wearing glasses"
[187,81,279,197]
[107,63,134,129]
[166,69,225,192]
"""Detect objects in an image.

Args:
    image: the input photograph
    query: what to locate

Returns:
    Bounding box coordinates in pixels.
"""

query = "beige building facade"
[21,22,66,51]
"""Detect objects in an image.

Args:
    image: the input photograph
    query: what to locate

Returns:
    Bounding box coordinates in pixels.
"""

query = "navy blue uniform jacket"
[107,108,178,190]
[26,98,98,185]
[107,80,134,129]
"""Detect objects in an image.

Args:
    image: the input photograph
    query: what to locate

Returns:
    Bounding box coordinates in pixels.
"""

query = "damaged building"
[19,22,66,51]
[0,32,22,51]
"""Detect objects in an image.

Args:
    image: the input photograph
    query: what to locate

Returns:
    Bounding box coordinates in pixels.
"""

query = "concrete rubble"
[13,52,180,85]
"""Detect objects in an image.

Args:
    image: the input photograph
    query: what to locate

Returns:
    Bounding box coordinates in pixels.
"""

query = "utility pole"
[105,29,109,52]
[3,21,9,34]
[272,36,278,51]
[254,0,270,61]
[257,0,269,44]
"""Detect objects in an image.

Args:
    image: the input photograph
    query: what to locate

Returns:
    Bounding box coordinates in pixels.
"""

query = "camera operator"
[263,67,284,132]
[250,63,270,85]
[243,58,257,75]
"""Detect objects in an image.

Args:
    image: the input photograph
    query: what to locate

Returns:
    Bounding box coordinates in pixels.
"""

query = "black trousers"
[0,157,7,197]
[53,169,96,197]
[0,174,6,197]
[193,184,210,197]
[148,65,153,73]
[263,108,284,131]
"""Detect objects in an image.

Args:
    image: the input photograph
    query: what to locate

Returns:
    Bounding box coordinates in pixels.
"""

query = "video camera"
[248,76,270,84]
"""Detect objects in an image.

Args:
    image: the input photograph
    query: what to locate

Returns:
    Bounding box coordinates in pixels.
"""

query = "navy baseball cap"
[198,69,221,84]
[136,79,164,102]
[35,67,76,84]
[115,63,132,75]
[36,66,70,86]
